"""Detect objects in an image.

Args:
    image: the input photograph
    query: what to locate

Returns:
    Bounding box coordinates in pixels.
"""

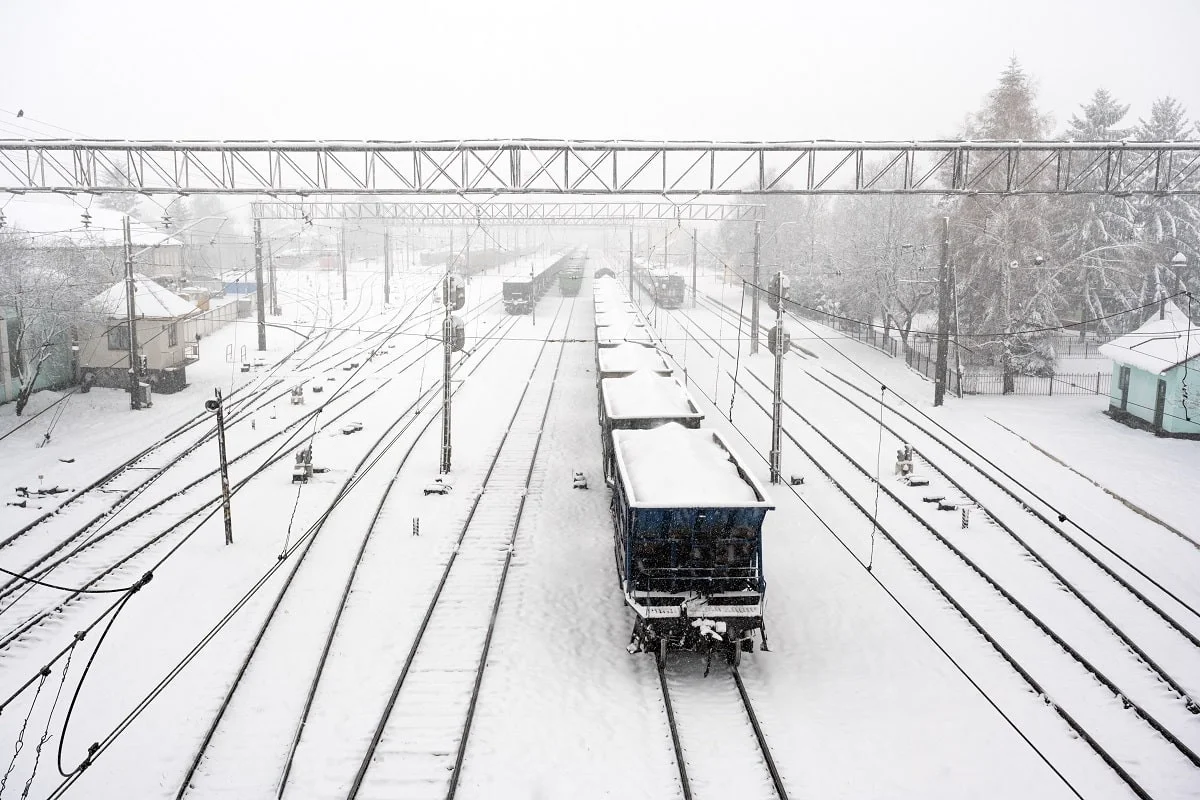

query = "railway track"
[0,272,377,560]
[170,298,573,799]
[0,290,512,672]
[658,301,1200,799]
[346,297,574,800]
[0,280,505,621]
[31,310,526,800]
[658,655,788,800]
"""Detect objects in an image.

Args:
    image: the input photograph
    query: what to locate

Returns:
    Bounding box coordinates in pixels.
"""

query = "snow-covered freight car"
[610,424,774,662]
[599,372,704,480]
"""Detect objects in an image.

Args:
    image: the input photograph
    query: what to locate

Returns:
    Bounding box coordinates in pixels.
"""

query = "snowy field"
[0,256,1196,799]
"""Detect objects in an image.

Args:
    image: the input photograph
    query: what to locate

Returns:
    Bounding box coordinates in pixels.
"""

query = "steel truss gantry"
[2,139,1198,196]
[249,200,765,224]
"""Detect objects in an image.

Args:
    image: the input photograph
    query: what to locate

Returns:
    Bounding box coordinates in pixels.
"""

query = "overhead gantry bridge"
[1,139,1197,196]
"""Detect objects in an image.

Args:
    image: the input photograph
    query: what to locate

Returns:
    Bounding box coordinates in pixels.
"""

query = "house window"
[168,323,178,347]
[108,323,130,351]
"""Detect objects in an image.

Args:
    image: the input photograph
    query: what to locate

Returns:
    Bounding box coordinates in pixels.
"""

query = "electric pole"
[692,229,698,307]
[769,271,788,484]
[750,220,762,354]
[254,218,267,351]
[207,389,234,545]
[934,216,951,407]
[628,228,634,297]
[340,224,348,302]
[268,241,281,316]
[123,216,143,410]
[383,229,391,306]
[441,271,453,475]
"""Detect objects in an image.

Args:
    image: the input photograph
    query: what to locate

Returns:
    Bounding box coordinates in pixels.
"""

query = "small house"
[1098,301,1200,438]
[78,275,200,394]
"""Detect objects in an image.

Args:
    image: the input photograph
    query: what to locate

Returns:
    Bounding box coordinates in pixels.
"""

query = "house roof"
[90,274,198,319]
[1098,301,1200,374]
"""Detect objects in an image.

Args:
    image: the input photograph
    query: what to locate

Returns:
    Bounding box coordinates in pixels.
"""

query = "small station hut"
[78,274,200,394]
[1098,300,1200,438]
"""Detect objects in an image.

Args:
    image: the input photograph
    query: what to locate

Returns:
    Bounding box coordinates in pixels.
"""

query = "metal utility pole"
[383,229,391,305]
[440,272,453,475]
[770,270,785,484]
[254,218,267,351]
[692,230,698,307]
[933,216,951,407]
[628,228,634,297]
[340,224,348,301]
[268,241,281,316]
[750,220,762,354]
[123,216,142,410]
[208,388,234,545]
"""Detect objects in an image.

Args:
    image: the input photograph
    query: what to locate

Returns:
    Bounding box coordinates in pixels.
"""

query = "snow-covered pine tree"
[949,59,1063,390]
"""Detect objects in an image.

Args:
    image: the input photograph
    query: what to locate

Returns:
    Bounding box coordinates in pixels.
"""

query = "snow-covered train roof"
[601,372,702,422]
[595,311,643,330]
[596,343,673,377]
[612,424,772,508]
[597,324,654,347]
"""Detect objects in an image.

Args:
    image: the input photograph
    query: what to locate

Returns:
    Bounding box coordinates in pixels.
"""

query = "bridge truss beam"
[2,139,1198,196]
[250,201,765,224]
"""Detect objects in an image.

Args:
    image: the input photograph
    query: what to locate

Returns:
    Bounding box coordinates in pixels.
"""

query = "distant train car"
[611,424,773,661]
[503,278,535,314]
[559,270,583,296]
[631,266,686,309]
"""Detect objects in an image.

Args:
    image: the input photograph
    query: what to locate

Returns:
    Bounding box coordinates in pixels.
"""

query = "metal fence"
[792,306,1112,397]
[953,371,1111,396]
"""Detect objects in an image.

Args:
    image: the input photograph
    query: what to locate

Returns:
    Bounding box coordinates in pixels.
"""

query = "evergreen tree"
[1066,89,1132,141]
[950,59,1062,389]
[1138,96,1190,139]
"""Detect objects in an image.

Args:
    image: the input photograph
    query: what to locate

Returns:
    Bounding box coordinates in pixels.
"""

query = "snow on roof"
[1098,301,1200,374]
[90,274,199,319]
[601,372,702,421]
[595,311,642,329]
[597,343,673,376]
[613,424,769,507]
[597,324,653,347]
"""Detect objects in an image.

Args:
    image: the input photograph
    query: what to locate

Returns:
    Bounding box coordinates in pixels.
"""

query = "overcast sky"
[3,0,1198,143]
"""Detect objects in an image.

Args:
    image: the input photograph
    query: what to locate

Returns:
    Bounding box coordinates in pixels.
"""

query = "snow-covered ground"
[0,256,1196,799]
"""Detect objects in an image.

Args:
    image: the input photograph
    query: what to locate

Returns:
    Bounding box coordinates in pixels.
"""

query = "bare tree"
[0,230,104,414]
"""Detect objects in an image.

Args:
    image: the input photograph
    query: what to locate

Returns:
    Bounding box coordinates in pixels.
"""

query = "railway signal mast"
[767,271,790,484]
[440,272,466,474]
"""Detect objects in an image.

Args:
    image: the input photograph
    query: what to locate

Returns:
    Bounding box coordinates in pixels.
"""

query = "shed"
[1097,301,1200,437]
[78,274,200,394]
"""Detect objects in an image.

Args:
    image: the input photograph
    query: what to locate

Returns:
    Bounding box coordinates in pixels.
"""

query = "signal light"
[443,274,466,310]
[445,315,466,352]
[767,273,790,312]
[768,324,791,356]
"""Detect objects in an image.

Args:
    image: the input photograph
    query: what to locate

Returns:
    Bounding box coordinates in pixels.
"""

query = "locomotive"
[503,246,588,313]
[632,263,686,309]
[593,273,773,663]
